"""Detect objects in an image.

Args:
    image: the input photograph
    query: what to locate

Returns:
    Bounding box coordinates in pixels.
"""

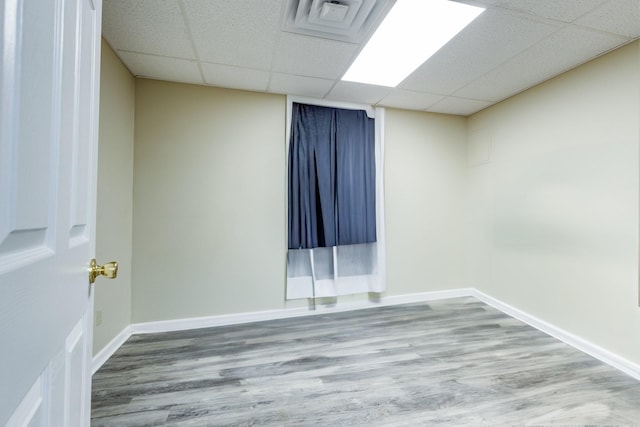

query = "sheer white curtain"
[286,98,385,299]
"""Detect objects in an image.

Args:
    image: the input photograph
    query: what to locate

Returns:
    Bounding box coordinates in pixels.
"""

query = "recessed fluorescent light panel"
[342,0,484,87]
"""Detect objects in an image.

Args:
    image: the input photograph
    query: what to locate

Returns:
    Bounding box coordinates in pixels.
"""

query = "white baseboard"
[130,288,475,335]
[471,289,640,381]
[92,325,132,375]
[93,287,640,383]
[377,288,475,306]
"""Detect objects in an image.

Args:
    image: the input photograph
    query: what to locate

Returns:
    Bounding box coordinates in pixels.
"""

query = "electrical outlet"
[95,310,103,327]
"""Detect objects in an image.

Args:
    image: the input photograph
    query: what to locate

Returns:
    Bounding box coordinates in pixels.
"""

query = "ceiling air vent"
[283,0,396,43]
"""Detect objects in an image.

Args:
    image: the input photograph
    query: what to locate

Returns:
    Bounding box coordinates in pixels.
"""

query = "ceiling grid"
[102,0,639,115]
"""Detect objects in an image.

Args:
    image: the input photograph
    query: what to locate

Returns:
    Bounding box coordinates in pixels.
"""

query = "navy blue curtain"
[288,103,376,250]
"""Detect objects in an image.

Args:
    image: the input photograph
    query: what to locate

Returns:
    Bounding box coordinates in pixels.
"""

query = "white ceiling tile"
[117,51,203,85]
[272,33,360,79]
[400,9,559,95]
[327,82,392,105]
[427,97,493,116]
[496,0,607,22]
[268,73,334,98]
[575,0,640,38]
[183,0,284,69]
[378,90,444,111]
[101,0,637,115]
[102,0,195,58]
[455,26,630,102]
[201,63,270,92]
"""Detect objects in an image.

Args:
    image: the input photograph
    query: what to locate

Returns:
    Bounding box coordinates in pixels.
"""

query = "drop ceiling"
[102,0,639,116]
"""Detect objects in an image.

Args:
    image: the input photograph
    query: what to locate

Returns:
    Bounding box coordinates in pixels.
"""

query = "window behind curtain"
[288,102,376,250]
[286,101,385,300]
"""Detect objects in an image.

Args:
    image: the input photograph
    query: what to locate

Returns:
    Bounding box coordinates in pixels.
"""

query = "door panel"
[0,0,102,424]
[0,0,56,274]
[4,376,45,427]
[5,314,90,426]
[64,315,91,425]
[70,0,97,246]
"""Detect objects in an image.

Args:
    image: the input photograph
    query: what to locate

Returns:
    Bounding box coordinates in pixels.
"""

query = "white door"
[0,0,103,425]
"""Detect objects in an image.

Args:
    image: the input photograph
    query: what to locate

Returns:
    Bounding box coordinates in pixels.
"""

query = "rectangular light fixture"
[342,0,485,87]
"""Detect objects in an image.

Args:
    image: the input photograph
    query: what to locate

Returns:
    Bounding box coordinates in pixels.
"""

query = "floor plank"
[91,297,640,425]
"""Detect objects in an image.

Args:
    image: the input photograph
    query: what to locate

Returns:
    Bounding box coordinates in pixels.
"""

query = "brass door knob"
[89,259,118,284]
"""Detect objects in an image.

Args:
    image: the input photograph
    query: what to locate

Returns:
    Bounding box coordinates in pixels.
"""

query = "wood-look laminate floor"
[91,297,640,426]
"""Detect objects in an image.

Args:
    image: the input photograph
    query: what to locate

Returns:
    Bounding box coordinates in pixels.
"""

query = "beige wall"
[132,81,287,322]
[131,81,469,322]
[467,41,640,363]
[94,40,135,354]
[385,109,468,293]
